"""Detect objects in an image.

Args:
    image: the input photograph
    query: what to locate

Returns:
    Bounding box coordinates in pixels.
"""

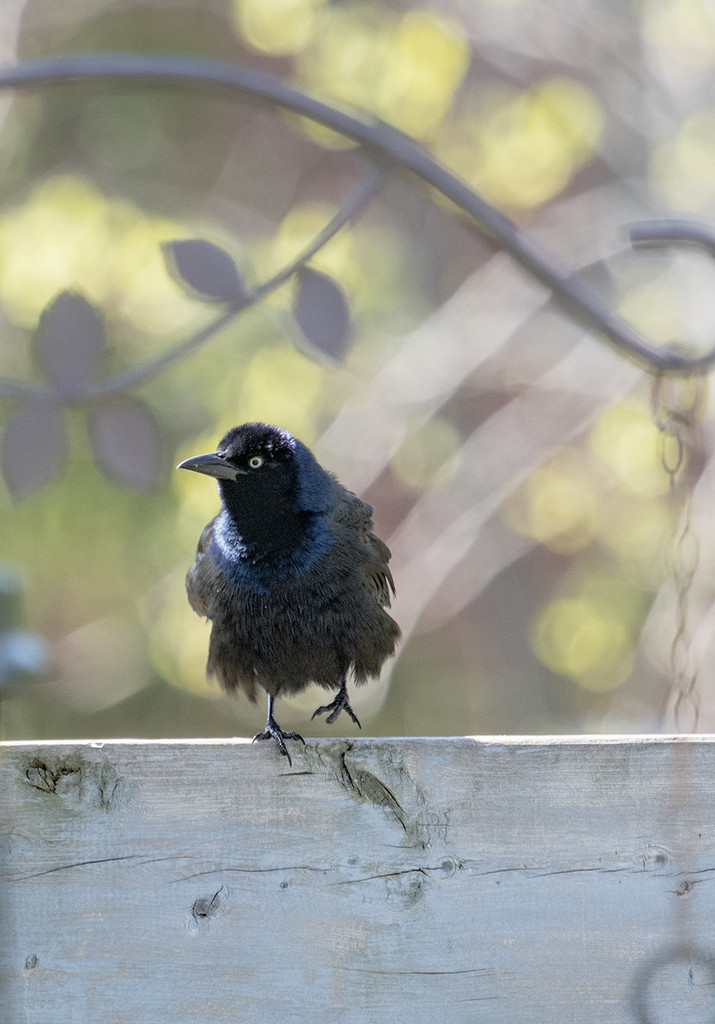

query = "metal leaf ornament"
[293,267,352,361]
[36,291,105,398]
[88,395,161,490]
[163,239,249,303]
[2,400,67,499]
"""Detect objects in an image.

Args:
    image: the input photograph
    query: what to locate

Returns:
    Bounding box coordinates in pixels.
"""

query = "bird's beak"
[177,451,243,480]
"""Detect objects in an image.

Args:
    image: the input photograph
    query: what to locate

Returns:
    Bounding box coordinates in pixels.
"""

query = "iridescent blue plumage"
[209,508,336,594]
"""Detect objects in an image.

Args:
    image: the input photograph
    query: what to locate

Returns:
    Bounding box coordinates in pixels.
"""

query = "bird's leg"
[311,679,361,728]
[252,693,305,766]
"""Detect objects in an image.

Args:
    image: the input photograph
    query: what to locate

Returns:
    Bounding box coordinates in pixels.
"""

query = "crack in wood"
[338,745,409,833]
[334,867,430,886]
[345,967,490,976]
[8,854,145,881]
[171,864,328,882]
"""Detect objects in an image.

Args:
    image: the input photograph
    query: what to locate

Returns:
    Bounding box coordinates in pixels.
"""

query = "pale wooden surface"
[2,736,715,1023]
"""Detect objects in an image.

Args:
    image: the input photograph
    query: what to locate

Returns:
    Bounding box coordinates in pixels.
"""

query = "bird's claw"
[312,690,362,728]
[252,717,305,766]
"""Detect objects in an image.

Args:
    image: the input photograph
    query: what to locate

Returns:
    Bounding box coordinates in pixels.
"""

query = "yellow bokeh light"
[438,78,603,210]
[294,6,468,138]
[232,0,325,55]
[590,401,670,497]
[531,596,634,693]
[0,174,200,333]
[378,11,469,136]
[295,7,392,112]
[651,110,715,210]
[503,449,601,553]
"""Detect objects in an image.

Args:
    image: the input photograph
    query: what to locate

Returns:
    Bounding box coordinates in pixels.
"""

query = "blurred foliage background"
[2,0,715,741]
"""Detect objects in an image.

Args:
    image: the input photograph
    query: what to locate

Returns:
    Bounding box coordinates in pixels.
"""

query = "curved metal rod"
[0,53,712,375]
[629,218,715,259]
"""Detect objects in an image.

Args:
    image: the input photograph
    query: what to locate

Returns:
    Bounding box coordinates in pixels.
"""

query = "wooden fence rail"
[1,736,714,1023]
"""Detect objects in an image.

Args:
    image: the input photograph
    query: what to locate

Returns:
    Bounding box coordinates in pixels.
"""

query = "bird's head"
[177,423,335,518]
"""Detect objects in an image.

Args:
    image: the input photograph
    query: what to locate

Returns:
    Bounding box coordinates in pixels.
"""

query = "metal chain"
[651,372,708,732]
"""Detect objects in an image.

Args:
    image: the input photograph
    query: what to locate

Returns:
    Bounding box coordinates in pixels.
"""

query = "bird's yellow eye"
[248,455,264,469]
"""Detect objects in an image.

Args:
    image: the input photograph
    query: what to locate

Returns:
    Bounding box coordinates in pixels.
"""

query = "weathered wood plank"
[1,736,714,1023]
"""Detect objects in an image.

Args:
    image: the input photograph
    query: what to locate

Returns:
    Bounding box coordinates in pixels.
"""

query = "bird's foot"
[252,716,305,766]
[311,688,362,728]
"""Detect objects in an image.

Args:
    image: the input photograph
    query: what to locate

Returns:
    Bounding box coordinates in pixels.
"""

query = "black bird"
[178,423,400,764]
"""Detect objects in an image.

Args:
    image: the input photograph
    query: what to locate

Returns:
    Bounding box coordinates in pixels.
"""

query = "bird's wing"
[185,515,217,618]
[333,489,396,608]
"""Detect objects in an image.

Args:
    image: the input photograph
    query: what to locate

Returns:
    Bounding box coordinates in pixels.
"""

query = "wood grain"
[1,736,714,1023]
